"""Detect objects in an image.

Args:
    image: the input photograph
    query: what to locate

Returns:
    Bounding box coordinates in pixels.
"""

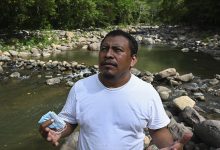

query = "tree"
[184,0,220,26]
[0,0,35,29]
[28,0,57,29]
[157,0,186,24]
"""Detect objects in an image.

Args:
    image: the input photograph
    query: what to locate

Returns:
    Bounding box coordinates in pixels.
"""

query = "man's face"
[98,35,137,79]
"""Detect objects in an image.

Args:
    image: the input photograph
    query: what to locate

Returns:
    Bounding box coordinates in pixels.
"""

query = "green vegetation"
[0,0,219,30]
[0,0,151,30]
[157,0,220,26]
[0,31,61,51]
[0,0,219,52]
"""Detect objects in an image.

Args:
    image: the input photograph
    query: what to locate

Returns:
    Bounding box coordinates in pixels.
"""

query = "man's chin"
[100,72,115,79]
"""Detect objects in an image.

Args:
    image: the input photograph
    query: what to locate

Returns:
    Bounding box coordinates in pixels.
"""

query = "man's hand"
[160,132,193,150]
[39,119,62,146]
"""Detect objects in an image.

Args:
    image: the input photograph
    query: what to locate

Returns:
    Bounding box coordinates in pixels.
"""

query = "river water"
[42,45,220,78]
[0,45,219,150]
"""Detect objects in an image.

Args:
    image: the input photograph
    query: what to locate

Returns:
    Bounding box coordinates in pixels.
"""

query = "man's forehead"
[102,35,129,44]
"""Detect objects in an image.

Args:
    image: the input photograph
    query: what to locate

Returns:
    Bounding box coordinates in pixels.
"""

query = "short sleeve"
[147,89,170,129]
[58,86,78,124]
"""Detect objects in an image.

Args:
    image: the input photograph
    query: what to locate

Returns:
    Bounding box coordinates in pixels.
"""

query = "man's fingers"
[159,132,193,150]
[39,119,53,132]
[39,119,54,139]
[54,141,59,147]
[41,119,54,128]
[38,119,61,147]
[49,133,60,147]
[179,132,193,145]
[45,127,50,132]
[47,136,52,141]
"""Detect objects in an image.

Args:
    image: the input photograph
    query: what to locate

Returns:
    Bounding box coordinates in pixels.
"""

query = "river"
[42,45,220,78]
[0,45,219,150]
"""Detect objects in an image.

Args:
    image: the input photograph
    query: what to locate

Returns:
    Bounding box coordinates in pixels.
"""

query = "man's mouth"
[101,61,117,67]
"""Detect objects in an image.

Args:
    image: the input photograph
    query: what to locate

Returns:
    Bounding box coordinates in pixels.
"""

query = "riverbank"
[0,25,220,60]
[1,25,220,81]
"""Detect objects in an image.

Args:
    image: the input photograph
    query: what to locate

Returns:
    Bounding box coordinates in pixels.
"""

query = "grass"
[0,30,62,52]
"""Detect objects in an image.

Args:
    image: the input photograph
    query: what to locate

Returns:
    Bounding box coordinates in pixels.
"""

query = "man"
[39,30,191,149]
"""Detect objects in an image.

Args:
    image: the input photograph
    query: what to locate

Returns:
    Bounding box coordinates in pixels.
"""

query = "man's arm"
[148,127,193,150]
[149,127,174,149]
[39,119,78,146]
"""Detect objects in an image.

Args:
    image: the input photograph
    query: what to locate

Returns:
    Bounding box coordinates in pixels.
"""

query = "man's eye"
[114,48,123,52]
[100,47,108,51]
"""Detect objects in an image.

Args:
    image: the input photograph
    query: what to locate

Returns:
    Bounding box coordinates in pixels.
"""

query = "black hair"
[101,30,138,56]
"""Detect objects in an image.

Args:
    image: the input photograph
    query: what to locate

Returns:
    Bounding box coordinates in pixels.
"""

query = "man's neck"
[98,72,131,88]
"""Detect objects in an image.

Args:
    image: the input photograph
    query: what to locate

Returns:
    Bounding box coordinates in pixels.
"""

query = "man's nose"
[105,48,114,57]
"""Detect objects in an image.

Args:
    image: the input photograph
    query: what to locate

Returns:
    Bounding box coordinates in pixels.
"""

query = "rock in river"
[46,77,61,85]
[194,120,220,147]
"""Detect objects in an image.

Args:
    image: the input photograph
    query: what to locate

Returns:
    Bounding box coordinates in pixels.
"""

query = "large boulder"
[131,68,141,76]
[176,73,194,82]
[10,72,20,78]
[194,120,220,147]
[2,51,11,57]
[156,86,172,101]
[9,50,18,57]
[216,74,220,80]
[156,68,177,79]
[209,78,219,85]
[172,89,187,98]
[57,45,71,51]
[88,42,100,51]
[31,48,41,57]
[18,51,31,58]
[181,106,206,127]
[173,96,195,110]
[0,55,11,61]
[193,92,205,101]
[168,117,193,141]
[142,37,155,45]
[46,77,61,85]
[181,48,189,52]
[141,76,154,83]
[182,83,200,92]
[65,31,74,40]
[42,51,51,57]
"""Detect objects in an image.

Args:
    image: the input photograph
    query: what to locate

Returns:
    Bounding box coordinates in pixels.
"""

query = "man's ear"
[130,54,137,67]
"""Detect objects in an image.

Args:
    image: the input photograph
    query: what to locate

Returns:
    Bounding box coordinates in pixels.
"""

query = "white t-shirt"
[59,74,170,150]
